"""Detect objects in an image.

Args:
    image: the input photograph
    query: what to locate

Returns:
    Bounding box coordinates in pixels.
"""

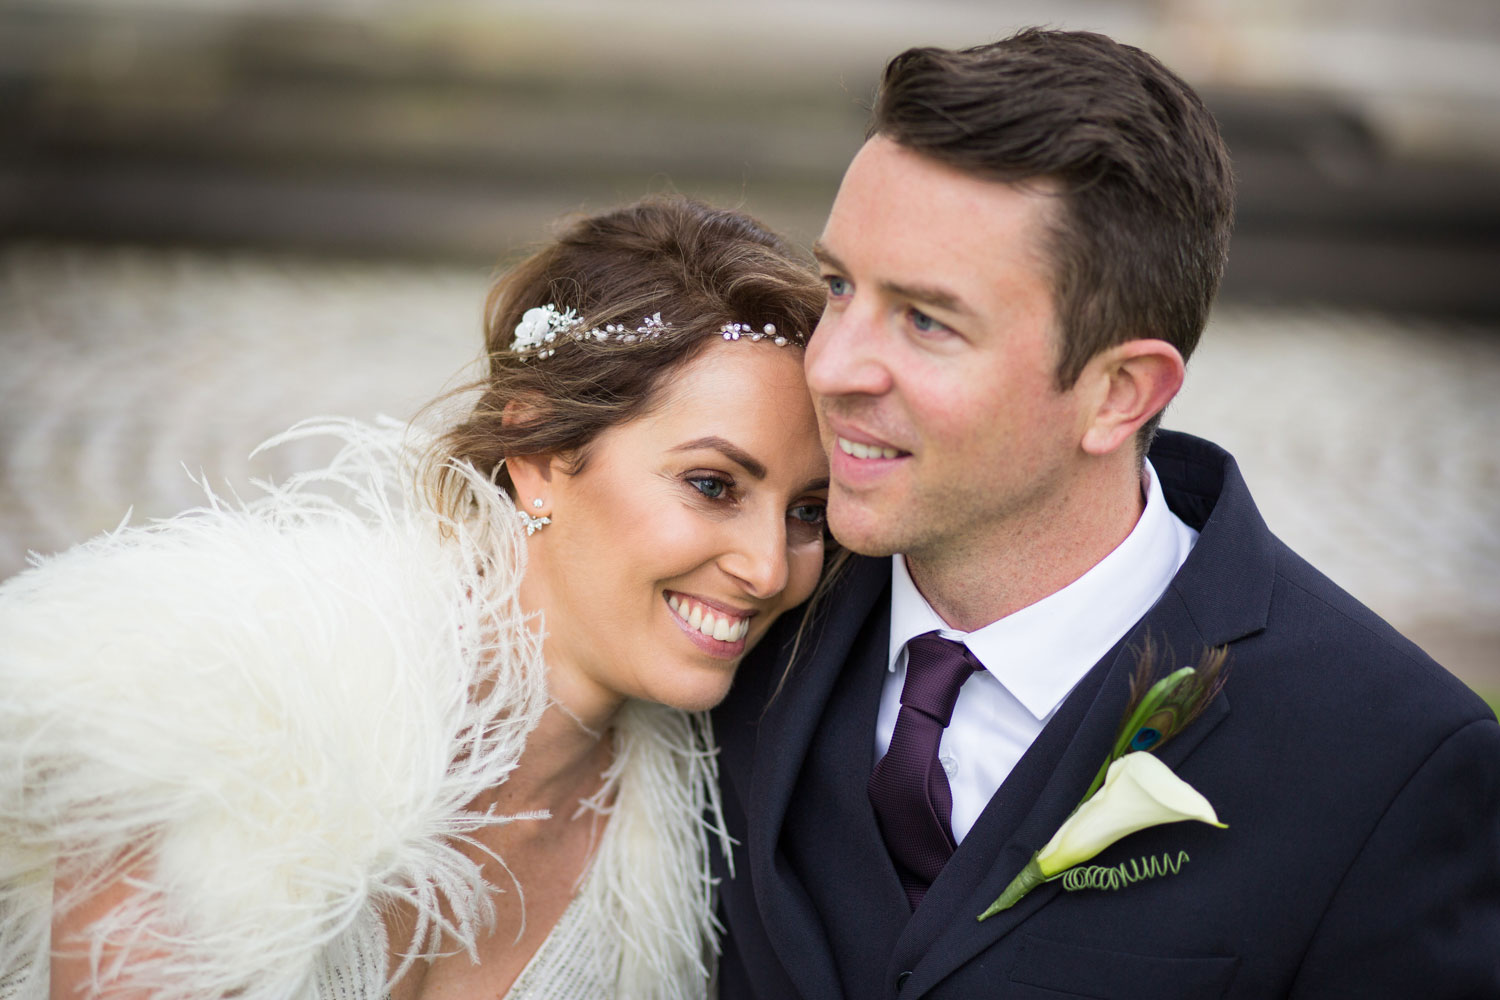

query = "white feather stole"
[0,418,722,999]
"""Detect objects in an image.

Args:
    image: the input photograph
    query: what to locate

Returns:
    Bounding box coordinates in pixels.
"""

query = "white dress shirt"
[877,459,1199,844]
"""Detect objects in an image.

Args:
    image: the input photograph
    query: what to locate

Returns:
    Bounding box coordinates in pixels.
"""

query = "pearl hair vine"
[508,304,802,359]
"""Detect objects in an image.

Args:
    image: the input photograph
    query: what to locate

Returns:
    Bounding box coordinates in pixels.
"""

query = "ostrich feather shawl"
[0,419,725,1000]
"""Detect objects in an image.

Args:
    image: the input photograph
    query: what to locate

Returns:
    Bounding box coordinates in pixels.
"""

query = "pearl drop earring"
[518,497,551,535]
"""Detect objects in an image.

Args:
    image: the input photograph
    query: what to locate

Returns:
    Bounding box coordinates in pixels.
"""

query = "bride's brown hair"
[426,194,824,512]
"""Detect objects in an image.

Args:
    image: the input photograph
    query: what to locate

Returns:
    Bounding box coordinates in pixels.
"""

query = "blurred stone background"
[1,0,1497,692]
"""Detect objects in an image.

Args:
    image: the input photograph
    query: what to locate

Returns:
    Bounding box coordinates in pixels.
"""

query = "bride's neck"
[389,703,617,1000]
[476,702,616,820]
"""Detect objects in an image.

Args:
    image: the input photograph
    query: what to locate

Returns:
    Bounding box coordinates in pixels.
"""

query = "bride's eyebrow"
[671,436,765,479]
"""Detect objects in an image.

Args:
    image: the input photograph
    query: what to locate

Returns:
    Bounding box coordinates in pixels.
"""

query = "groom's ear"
[1076,339,1185,457]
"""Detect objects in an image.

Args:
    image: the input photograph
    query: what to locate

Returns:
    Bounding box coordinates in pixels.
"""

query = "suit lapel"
[746,556,892,991]
[789,596,915,990]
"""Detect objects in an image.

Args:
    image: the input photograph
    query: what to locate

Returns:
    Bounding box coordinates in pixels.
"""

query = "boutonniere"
[978,643,1229,921]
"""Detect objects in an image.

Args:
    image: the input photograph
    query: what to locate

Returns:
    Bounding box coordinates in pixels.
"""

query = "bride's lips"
[665,591,754,659]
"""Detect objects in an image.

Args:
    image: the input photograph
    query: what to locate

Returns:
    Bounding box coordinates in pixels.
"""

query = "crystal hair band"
[508,304,804,359]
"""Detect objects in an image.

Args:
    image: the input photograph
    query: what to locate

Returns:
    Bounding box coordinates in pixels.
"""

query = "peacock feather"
[1081,638,1229,801]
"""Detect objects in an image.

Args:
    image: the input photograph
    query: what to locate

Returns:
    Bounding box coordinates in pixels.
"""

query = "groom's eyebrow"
[811,242,843,270]
[672,437,767,480]
[812,242,974,318]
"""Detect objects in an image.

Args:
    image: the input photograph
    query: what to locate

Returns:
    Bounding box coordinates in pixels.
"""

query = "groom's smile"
[806,136,1089,568]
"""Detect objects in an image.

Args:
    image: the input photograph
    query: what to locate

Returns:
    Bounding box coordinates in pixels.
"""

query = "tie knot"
[900,632,980,726]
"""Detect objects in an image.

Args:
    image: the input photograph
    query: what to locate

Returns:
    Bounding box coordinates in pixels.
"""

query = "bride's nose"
[718,514,790,601]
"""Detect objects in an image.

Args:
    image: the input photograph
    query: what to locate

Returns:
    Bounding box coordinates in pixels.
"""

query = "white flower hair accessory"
[509,304,802,360]
[509,304,584,358]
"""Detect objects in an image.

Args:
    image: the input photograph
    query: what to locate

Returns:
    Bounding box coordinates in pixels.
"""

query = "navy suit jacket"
[712,430,1500,999]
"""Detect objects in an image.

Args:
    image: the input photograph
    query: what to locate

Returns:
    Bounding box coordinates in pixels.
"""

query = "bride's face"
[516,339,829,723]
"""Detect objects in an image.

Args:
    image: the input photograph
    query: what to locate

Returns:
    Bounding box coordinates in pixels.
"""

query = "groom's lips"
[828,424,911,486]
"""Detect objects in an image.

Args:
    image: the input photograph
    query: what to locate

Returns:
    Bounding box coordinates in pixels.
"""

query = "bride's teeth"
[672,594,749,642]
[881,447,898,459]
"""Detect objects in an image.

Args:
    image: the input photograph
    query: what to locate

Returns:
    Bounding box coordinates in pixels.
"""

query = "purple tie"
[868,631,981,909]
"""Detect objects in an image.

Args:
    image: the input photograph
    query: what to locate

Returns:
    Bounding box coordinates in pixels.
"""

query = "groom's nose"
[805,306,893,401]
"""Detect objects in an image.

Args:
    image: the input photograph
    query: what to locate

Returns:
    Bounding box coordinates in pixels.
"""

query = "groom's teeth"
[837,437,898,460]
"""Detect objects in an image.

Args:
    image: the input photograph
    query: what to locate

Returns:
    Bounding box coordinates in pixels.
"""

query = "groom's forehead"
[819,139,1060,296]
[827,137,1057,235]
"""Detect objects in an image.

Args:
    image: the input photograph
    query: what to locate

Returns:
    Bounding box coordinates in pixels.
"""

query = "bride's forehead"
[584,343,814,460]
[650,340,808,413]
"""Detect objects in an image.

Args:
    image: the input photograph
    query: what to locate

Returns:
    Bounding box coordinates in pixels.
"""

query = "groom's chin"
[826,499,902,559]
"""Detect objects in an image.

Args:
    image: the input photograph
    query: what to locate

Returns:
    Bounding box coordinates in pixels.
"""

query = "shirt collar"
[887,459,1198,720]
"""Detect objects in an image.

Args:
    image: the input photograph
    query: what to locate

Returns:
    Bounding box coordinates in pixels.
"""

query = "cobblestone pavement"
[2,243,1497,692]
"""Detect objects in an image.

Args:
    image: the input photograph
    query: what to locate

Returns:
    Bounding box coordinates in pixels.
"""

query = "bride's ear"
[500,398,555,506]
[506,451,554,511]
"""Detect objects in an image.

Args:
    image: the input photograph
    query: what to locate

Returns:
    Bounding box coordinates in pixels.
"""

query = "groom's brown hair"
[871,29,1234,421]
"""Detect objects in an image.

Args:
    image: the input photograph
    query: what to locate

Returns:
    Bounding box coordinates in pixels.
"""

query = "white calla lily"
[1036,751,1225,876]
[979,751,1225,919]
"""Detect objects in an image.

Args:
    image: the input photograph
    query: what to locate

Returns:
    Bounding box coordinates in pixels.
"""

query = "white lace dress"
[0,421,724,1000]
[310,868,608,1000]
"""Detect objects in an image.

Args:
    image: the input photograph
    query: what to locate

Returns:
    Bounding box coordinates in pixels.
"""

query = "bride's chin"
[646,663,741,714]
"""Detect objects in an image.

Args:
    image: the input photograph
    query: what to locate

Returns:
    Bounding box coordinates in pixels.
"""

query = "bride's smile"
[666,591,754,649]
[511,337,829,727]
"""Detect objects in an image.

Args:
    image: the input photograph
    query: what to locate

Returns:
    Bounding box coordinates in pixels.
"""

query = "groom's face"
[806,137,1091,563]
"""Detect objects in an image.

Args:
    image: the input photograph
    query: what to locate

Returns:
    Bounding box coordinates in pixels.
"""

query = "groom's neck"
[903,460,1147,633]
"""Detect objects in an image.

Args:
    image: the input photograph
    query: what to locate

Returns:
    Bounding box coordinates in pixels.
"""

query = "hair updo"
[426,195,825,518]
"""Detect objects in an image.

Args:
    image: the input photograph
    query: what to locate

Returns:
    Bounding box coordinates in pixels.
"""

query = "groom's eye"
[824,275,852,298]
[909,308,944,333]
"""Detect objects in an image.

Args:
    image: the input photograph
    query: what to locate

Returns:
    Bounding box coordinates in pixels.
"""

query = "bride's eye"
[789,503,826,526]
[687,475,731,501]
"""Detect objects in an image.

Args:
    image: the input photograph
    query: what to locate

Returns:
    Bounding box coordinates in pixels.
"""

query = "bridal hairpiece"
[508,304,801,359]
